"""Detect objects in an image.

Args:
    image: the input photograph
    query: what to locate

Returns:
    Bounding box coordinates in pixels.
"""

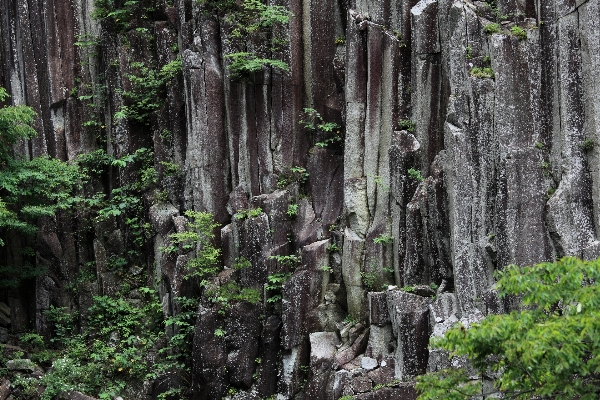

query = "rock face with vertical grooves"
[1,0,600,398]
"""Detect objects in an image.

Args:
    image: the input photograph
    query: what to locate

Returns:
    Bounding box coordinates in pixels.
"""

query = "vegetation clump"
[398,119,416,132]
[199,0,293,79]
[417,257,600,399]
[483,23,501,35]
[300,107,343,148]
[115,59,182,123]
[469,67,495,79]
[408,168,425,182]
[510,26,527,40]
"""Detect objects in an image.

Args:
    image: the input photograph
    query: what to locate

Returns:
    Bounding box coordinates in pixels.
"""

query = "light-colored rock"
[360,357,378,370]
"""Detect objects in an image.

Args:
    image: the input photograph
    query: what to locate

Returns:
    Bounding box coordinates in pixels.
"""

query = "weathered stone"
[305,332,339,399]
[60,391,98,400]
[387,290,430,379]
[354,385,418,400]
[256,315,281,396]
[0,312,9,328]
[291,198,321,248]
[429,292,460,324]
[334,329,370,368]
[351,375,373,393]
[6,359,36,372]
[281,259,327,349]
[307,148,344,227]
[412,0,440,55]
[365,324,394,360]
[366,356,396,385]
[224,302,263,389]
[0,303,10,318]
[369,291,390,326]
[191,305,228,399]
[0,379,9,400]
[236,213,272,287]
[152,372,182,400]
[361,357,378,370]
[278,344,310,399]
[342,228,367,319]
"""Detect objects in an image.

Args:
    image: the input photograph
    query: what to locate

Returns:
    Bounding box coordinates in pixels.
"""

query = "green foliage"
[469,67,495,79]
[408,168,424,182]
[268,254,300,268]
[161,296,199,372]
[160,161,182,177]
[38,289,164,399]
[92,0,154,31]
[327,243,341,252]
[206,281,262,314]
[483,23,501,35]
[225,53,289,79]
[0,88,37,164]
[266,272,291,303]
[361,272,379,291]
[214,327,226,337]
[165,210,222,284]
[235,207,263,220]
[510,26,527,40]
[233,256,252,269]
[116,59,182,123]
[398,119,416,132]
[535,141,544,149]
[320,265,332,273]
[335,36,345,45]
[416,257,600,399]
[74,34,99,48]
[580,138,595,150]
[465,46,473,59]
[213,0,292,79]
[0,87,83,285]
[300,108,343,148]
[277,166,309,188]
[374,234,394,245]
[286,203,298,218]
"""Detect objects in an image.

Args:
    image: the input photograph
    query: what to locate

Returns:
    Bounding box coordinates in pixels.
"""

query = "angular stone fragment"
[0,303,10,318]
[369,292,390,326]
[0,379,9,400]
[334,329,370,368]
[6,359,36,372]
[354,385,418,400]
[342,229,367,319]
[387,290,430,379]
[361,357,378,370]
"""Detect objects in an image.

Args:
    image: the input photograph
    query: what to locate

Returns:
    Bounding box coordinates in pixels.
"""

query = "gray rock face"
[3,0,600,398]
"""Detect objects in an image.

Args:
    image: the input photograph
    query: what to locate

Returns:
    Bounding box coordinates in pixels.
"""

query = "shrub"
[469,67,495,79]
[398,119,416,132]
[580,138,595,150]
[510,26,527,40]
[416,257,600,399]
[374,234,394,245]
[408,168,425,182]
[483,23,501,35]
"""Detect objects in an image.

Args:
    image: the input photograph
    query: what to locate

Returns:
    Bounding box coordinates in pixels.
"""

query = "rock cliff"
[1,0,599,398]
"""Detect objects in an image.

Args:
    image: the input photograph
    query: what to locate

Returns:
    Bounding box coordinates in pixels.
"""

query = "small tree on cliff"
[416,256,600,399]
[0,87,80,285]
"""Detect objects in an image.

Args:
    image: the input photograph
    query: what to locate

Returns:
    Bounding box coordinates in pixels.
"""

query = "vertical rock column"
[182,17,229,223]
